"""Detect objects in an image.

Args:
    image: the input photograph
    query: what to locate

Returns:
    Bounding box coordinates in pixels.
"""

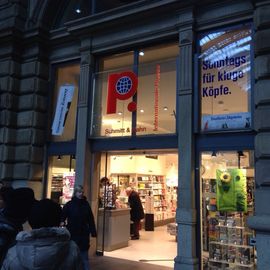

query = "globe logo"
[116,76,133,95]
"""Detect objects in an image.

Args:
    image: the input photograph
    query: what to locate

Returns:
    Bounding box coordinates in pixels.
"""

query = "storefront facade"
[1,0,270,269]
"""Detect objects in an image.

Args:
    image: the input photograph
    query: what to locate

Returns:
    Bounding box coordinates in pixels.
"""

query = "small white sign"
[202,112,251,131]
[52,85,75,135]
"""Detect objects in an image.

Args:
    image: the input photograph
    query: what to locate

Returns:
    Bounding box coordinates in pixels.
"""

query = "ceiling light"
[163,106,168,111]
[102,119,118,125]
[57,155,61,160]
[139,51,144,56]
[75,8,81,14]
[211,151,217,158]
[140,109,144,113]
[118,111,122,115]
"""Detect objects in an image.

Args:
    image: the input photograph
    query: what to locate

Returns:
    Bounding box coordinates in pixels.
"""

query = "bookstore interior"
[47,150,256,269]
[48,155,76,205]
[99,152,178,224]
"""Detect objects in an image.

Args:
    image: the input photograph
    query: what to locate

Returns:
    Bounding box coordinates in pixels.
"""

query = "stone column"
[0,60,21,181]
[0,1,49,198]
[174,12,199,270]
[15,57,49,199]
[75,37,98,254]
[0,1,26,184]
[75,38,93,189]
[247,1,270,269]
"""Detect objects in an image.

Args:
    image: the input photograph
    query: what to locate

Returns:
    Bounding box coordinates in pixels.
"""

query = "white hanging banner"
[51,84,75,135]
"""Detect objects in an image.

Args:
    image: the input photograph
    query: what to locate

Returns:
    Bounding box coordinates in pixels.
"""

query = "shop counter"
[97,208,130,251]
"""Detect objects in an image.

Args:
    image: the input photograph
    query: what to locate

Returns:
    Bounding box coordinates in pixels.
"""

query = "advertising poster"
[52,84,75,135]
[200,28,252,131]
[62,173,75,203]
[202,112,251,131]
[216,168,247,212]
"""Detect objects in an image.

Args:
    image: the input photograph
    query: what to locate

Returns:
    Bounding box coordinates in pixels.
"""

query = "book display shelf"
[110,173,177,224]
[202,176,256,270]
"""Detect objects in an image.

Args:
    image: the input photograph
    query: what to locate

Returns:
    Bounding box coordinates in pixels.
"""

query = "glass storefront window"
[199,26,252,132]
[91,52,134,137]
[91,43,178,137]
[137,44,178,135]
[50,64,80,142]
[200,150,255,269]
[137,59,176,134]
[47,155,76,205]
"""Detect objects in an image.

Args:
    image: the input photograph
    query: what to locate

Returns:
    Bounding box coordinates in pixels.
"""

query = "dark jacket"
[0,211,22,265]
[128,191,144,222]
[62,197,97,251]
[1,227,83,270]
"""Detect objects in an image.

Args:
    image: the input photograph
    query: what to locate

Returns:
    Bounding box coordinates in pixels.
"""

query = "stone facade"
[0,0,48,197]
[1,0,270,269]
[247,1,270,270]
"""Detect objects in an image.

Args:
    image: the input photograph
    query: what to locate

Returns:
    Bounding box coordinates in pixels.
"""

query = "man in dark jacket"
[126,187,144,240]
[62,185,97,270]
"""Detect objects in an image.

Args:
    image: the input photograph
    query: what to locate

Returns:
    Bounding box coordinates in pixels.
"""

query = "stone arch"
[27,0,94,30]
[26,0,67,29]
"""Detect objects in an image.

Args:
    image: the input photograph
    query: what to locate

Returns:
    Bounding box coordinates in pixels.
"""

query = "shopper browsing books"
[126,187,144,240]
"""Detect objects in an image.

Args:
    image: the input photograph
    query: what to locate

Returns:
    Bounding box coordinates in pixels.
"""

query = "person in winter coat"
[1,199,83,270]
[126,187,144,240]
[0,186,13,210]
[62,185,97,270]
[0,187,35,265]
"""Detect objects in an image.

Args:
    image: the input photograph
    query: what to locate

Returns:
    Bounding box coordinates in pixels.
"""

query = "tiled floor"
[90,256,173,270]
[91,226,176,270]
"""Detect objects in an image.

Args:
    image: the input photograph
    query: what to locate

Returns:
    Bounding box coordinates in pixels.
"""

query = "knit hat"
[29,199,62,229]
[3,187,36,223]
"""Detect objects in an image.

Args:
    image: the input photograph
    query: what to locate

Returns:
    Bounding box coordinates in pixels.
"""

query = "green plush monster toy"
[216,169,247,212]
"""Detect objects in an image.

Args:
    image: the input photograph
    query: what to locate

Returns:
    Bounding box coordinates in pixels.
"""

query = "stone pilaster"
[75,38,92,188]
[247,1,270,269]
[174,10,199,270]
[18,54,49,198]
[75,38,94,192]
[0,1,26,182]
[0,1,49,198]
[0,60,21,181]
[75,38,98,253]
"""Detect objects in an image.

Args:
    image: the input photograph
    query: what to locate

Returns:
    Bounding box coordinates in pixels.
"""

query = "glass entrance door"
[99,151,178,224]
[96,150,178,268]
